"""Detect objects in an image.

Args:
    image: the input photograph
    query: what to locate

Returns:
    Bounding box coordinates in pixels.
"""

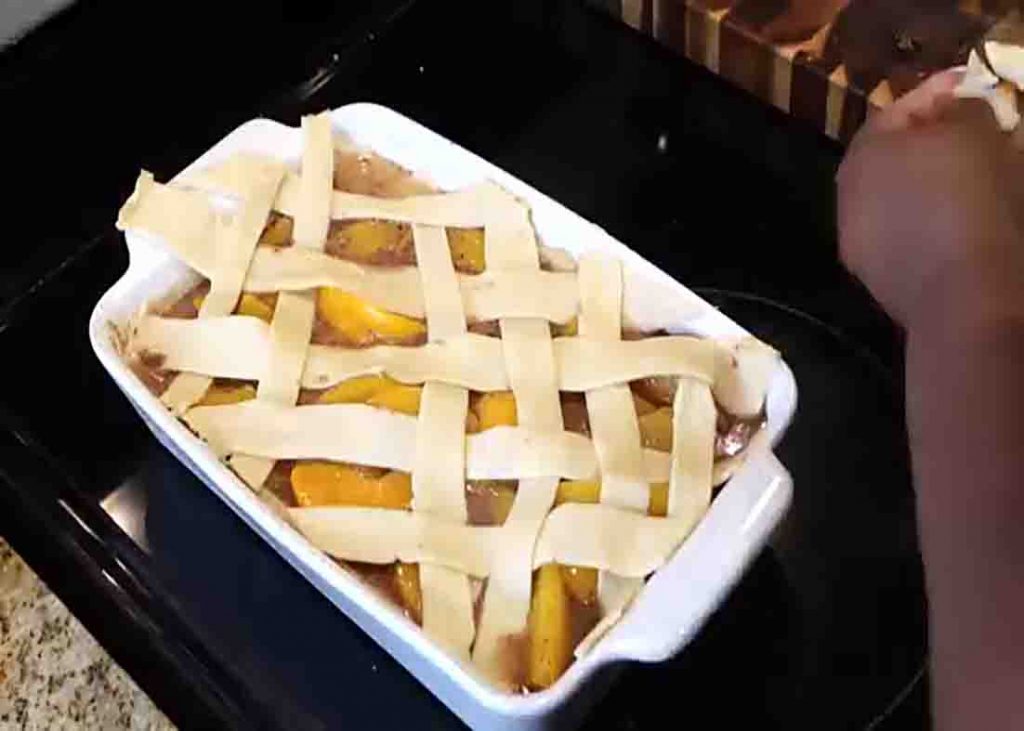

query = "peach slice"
[317,375,422,416]
[554,479,600,506]
[471,391,518,431]
[260,214,293,247]
[559,565,598,606]
[317,288,426,345]
[366,382,422,416]
[446,228,486,274]
[190,292,275,323]
[527,564,573,690]
[290,462,412,510]
[638,407,673,452]
[551,317,578,337]
[333,220,409,264]
[394,562,423,625]
[236,293,275,323]
[647,482,669,518]
[197,383,257,406]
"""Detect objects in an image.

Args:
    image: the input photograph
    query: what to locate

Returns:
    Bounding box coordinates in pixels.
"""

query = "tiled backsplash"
[589,0,1022,142]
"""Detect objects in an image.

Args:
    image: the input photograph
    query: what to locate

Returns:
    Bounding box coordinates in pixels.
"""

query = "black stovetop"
[0,1,927,728]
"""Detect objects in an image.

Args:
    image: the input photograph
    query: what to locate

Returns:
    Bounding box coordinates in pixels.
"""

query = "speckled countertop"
[0,539,174,730]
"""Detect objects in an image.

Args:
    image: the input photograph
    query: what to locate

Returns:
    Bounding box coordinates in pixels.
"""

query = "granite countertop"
[0,539,173,730]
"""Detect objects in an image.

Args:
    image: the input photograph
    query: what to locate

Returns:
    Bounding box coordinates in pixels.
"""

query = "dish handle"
[590,450,793,664]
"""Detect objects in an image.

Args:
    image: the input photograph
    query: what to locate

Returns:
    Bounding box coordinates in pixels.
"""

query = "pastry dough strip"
[148,162,286,415]
[666,378,716,534]
[184,382,681,481]
[577,257,648,511]
[410,223,475,658]
[231,113,333,489]
[184,398,741,485]
[248,250,579,323]
[185,154,498,227]
[132,316,719,392]
[119,174,576,322]
[472,196,564,685]
[119,171,699,328]
[287,502,690,580]
[577,256,647,649]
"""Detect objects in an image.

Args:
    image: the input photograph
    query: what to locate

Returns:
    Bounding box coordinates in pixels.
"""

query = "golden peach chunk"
[197,383,257,406]
[647,482,669,518]
[447,228,486,273]
[552,317,578,337]
[317,288,426,345]
[317,375,422,415]
[639,407,673,452]
[527,564,573,690]
[554,479,600,506]
[488,482,517,525]
[366,382,422,416]
[394,561,422,625]
[335,220,408,263]
[472,391,518,431]
[290,462,412,509]
[560,565,597,606]
[235,293,275,323]
[260,214,293,247]
[190,292,275,322]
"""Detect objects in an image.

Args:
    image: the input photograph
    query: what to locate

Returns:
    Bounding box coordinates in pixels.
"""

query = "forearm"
[905,259,1024,729]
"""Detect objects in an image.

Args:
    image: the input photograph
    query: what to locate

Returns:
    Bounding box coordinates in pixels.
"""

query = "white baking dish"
[89,103,796,730]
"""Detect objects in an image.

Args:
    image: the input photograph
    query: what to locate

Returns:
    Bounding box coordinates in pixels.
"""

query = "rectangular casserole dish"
[89,103,796,730]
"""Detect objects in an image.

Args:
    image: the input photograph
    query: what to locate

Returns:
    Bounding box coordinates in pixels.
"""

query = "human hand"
[837,70,1024,328]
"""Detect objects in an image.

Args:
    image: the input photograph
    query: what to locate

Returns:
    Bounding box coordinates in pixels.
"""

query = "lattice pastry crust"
[115,112,779,690]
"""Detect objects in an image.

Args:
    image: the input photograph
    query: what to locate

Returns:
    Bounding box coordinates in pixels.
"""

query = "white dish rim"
[88,102,796,722]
